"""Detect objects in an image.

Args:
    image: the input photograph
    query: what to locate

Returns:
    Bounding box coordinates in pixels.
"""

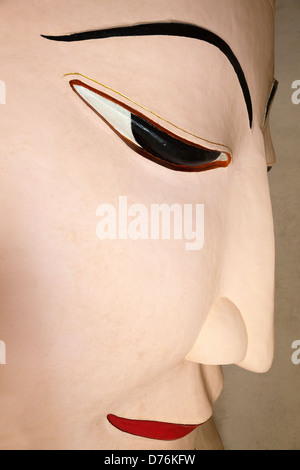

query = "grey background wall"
[213,0,300,450]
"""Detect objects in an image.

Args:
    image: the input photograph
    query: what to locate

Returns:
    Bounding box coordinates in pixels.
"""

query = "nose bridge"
[219,138,275,372]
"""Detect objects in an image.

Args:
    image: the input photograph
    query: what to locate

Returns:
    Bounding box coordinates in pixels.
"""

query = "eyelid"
[65,72,231,153]
[69,78,229,150]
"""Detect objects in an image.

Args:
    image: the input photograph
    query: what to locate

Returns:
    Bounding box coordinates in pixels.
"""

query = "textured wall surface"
[213,0,300,450]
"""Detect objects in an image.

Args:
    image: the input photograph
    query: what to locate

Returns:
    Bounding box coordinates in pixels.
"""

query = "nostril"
[185,297,248,365]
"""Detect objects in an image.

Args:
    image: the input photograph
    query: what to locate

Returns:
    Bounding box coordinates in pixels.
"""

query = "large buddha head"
[0,0,276,449]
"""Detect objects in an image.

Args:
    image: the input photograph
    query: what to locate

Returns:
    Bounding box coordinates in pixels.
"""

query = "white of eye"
[73,84,135,142]
[216,153,229,161]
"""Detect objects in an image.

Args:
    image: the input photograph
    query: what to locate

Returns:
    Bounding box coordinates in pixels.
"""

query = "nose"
[186,133,275,372]
[221,154,275,372]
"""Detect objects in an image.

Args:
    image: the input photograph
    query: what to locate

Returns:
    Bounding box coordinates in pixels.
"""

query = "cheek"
[86,183,227,367]
[73,149,229,380]
[65,237,220,392]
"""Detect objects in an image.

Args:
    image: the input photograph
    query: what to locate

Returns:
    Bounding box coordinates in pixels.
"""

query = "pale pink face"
[0,0,276,440]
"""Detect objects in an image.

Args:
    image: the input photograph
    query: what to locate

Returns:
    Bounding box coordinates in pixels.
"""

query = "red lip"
[107,414,204,441]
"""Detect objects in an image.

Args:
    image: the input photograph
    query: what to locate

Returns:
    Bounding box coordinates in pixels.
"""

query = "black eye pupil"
[131,114,221,167]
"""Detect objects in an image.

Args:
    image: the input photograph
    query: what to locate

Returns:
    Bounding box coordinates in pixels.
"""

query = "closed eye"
[69,79,231,172]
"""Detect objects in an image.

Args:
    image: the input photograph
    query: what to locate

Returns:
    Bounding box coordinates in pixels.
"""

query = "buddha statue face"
[0,0,276,449]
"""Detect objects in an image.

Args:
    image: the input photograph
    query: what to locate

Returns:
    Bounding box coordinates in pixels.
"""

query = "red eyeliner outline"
[69,79,231,172]
[107,414,205,441]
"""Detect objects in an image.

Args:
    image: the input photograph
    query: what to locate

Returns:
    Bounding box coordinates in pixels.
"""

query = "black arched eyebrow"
[41,22,253,128]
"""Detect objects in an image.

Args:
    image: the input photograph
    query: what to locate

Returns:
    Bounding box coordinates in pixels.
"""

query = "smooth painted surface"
[0,0,277,449]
